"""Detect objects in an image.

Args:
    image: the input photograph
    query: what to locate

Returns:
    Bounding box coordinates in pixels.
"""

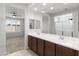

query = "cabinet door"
[28,36,32,49]
[44,41,55,56]
[32,37,37,53]
[37,38,44,56]
[56,44,76,56]
[75,51,79,56]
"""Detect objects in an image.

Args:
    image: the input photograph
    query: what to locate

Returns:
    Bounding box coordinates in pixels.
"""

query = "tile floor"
[7,49,38,56]
[6,36,24,54]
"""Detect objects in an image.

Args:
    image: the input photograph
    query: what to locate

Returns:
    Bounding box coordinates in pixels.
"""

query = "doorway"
[6,5,25,54]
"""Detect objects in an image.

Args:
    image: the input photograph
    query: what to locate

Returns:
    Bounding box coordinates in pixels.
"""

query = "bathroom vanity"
[28,32,79,56]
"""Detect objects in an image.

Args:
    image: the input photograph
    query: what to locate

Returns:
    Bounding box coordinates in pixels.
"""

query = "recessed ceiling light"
[42,3,47,6]
[34,8,38,11]
[50,7,54,10]
[41,11,45,13]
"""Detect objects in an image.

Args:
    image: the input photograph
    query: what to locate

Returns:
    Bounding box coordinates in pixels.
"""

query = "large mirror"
[29,19,40,29]
[29,19,35,29]
[54,13,73,37]
[42,13,74,37]
[35,20,40,29]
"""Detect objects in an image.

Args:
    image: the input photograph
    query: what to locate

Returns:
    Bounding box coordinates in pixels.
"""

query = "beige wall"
[0,4,6,55]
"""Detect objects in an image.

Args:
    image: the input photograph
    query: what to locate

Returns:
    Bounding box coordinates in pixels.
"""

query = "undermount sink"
[59,37,73,46]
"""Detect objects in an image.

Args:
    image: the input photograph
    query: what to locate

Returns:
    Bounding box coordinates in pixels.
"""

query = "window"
[6,20,21,32]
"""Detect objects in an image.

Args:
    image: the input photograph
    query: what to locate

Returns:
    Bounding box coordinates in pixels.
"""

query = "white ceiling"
[6,3,79,17]
[28,3,79,14]
[6,5,23,16]
[6,3,30,18]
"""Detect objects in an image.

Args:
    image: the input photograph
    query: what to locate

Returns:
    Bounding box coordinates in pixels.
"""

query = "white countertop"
[28,32,79,51]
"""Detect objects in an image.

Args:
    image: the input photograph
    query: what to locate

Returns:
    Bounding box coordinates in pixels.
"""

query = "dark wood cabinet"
[28,35,37,53]
[56,44,77,56]
[31,37,37,53]
[28,35,79,56]
[37,38,44,56]
[75,51,79,56]
[44,41,55,56]
[28,35,32,49]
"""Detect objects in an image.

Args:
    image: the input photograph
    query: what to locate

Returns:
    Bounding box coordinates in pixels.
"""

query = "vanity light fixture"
[34,8,38,11]
[41,11,45,13]
[50,7,54,10]
[42,3,47,6]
